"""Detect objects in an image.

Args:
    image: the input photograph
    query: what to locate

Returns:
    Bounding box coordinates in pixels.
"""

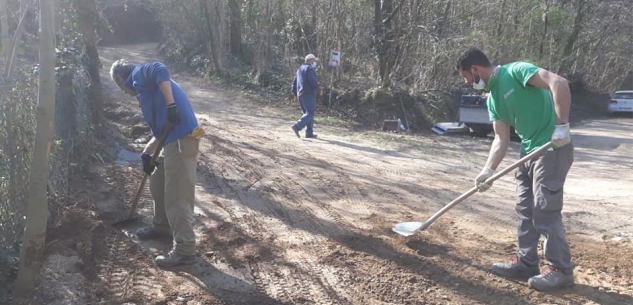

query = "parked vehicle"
[459,95,493,136]
[458,95,518,138]
[608,90,633,115]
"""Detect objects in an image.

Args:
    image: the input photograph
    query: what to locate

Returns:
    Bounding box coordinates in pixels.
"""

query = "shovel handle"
[483,141,553,185]
[423,141,554,227]
[127,174,149,218]
[127,123,173,218]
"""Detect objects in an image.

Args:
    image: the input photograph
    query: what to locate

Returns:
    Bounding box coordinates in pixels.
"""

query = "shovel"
[112,123,173,226]
[392,141,554,236]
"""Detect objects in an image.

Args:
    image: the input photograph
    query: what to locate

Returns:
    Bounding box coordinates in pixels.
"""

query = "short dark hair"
[456,48,491,71]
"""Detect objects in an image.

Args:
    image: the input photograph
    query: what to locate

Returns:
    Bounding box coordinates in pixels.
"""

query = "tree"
[373,0,404,88]
[150,0,633,94]
[0,0,10,64]
[13,0,56,298]
[538,0,550,62]
[558,0,590,75]
[200,0,222,74]
[228,0,243,60]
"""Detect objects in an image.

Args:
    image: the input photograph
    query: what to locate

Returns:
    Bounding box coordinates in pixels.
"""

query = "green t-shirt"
[486,62,556,153]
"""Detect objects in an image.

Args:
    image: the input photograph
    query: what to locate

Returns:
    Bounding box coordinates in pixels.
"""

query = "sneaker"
[155,249,196,267]
[291,125,300,138]
[528,266,574,291]
[305,134,318,139]
[135,226,172,240]
[492,256,540,279]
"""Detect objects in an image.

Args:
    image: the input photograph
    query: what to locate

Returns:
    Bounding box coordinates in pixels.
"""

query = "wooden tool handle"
[127,123,173,218]
[423,142,554,227]
[483,141,553,185]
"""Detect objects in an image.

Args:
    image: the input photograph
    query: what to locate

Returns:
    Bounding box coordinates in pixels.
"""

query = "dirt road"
[32,44,633,305]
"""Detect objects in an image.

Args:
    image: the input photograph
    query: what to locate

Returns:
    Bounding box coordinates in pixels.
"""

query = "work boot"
[305,134,318,139]
[291,125,300,138]
[528,266,574,291]
[135,226,172,240]
[155,249,196,267]
[492,255,540,279]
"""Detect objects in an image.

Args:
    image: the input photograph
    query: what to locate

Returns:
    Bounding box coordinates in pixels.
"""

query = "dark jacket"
[292,63,320,98]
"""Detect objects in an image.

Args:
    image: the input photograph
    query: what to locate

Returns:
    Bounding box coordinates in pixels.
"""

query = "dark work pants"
[515,143,574,273]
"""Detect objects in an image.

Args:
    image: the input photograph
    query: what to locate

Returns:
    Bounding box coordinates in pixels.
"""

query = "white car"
[608,90,633,114]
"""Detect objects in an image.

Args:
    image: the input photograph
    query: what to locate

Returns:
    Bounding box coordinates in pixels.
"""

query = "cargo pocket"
[536,179,564,212]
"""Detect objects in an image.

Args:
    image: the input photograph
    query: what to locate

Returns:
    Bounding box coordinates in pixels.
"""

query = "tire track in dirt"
[298,256,353,305]
[97,231,165,303]
[216,141,374,304]
[209,123,383,231]
[260,144,380,232]
[204,127,357,238]
[198,137,350,303]
[268,175,334,241]
[198,121,377,304]
[91,44,633,305]
[198,100,633,305]
[283,170,352,232]
[337,152,427,179]
[249,264,291,304]
[197,149,273,237]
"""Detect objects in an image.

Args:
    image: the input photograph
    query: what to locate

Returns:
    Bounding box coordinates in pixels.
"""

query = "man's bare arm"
[485,120,511,171]
[527,69,571,124]
[158,81,175,105]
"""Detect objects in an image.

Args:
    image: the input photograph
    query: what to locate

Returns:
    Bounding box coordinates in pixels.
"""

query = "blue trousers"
[294,95,316,136]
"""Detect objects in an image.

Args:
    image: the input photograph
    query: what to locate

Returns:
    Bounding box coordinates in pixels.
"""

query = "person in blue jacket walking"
[291,54,323,138]
[110,60,204,267]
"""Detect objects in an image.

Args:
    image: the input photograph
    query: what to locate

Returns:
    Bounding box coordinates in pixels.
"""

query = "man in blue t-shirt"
[110,59,201,267]
[291,54,323,138]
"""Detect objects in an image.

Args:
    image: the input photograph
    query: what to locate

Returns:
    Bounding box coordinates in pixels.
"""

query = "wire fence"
[0,62,94,301]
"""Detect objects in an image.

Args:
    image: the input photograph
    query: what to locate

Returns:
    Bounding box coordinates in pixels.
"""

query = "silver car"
[608,90,633,114]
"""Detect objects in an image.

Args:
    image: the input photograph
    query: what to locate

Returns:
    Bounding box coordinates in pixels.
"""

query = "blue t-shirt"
[125,62,198,144]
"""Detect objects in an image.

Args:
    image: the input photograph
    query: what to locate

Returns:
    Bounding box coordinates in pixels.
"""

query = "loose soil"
[14,43,633,305]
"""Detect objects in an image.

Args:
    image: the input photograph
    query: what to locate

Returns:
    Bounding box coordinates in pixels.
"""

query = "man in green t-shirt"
[456,48,574,291]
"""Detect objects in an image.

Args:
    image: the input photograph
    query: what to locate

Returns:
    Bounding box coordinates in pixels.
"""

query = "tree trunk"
[538,0,550,62]
[437,0,451,38]
[0,0,10,64]
[374,0,401,89]
[6,6,28,79]
[254,0,273,74]
[200,0,222,74]
[14,0,56,298]
[71,0,104,127]
[245,0,255,34]
[210,0,226,69]
[496,0,507,37]
[559,0,587,73]
[4,100,17,219]
[374,0,387,87]
[228,0,243,60]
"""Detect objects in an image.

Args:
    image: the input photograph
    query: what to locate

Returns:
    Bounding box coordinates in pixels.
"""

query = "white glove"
[475,167,494,192]
[552,123,571,147]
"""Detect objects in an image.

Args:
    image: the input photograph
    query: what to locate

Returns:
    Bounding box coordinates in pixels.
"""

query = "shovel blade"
[392,221,426,236]
[111,215,142,227]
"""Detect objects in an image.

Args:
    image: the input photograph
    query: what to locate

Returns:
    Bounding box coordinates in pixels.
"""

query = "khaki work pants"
[149,136,199,256]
